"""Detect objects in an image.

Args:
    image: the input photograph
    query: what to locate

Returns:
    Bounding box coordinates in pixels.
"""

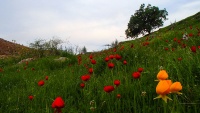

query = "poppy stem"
[54,108,62,113]
[111,69,114,77]
[92,64,95,76]
[163,101,167,113]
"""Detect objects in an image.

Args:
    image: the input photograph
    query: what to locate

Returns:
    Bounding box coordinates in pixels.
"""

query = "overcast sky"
[1,0,200,52]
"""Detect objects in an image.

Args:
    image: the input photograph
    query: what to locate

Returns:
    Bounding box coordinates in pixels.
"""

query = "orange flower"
[170,82,182,94]
[156,80,172,95]
[154,80,172,103]
[156,70,168,81]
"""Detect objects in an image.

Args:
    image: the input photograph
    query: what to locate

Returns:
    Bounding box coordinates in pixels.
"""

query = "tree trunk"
[148,30,151,35]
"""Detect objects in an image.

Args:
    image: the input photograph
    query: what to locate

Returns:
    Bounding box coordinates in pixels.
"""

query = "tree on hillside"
[29,37,64,57]
[29,39,46,57]
[125,4,168,38]
[29,39,45,50]
[111,39,119,48]
[81,46,87,54]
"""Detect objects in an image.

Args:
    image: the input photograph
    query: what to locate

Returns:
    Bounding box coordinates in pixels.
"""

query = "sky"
[0,0,200,52]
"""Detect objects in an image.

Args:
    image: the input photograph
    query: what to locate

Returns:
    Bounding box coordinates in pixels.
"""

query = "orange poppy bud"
[157,70,168,80]
[170,82,182,94]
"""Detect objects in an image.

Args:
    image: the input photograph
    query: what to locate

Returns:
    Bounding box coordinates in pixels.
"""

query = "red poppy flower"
[109,55,115,59]
[178,57,182,61]
[143,42,149,46]
[123,60,127,65]
[84,64,89,69]
[138,68,143,73]
[114,80,120,87]
[52,97,65,113]
[120,46,124,50]
[0,68,3,72]
[45,76,48,80]
[104,57,110,62]
[117,94,121,98]
[132,72,141,79]
[178,39,182,43]
[29,95,34,100]
[80,83,85,88]
[113,48,117,52]
[26,61,28,65]
[189,33,193,37]
[91,59,96,64]
[130,44,134,48]
[198,32,200,36]
[108,62,114,69]
[81,75,90,81]
[190,46,196,53]
[104,86,115,93]
[38,80,45,86]
[115,54,122,60]
[146,42,149,45]
[173,38,177,42]
[198,46,200,49]
[89,54,93,59]
[182,44,186,48]
[164,47,169,51]
[88,68,93,74]
[77,55,82,65]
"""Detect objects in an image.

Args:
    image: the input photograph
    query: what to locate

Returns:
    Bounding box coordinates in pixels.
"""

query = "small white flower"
[90,100,95,105]
[90,107,96,111]
[141,91,146,96]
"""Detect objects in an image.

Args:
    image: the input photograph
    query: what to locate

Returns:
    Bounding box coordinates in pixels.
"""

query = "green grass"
[0,12,200,113]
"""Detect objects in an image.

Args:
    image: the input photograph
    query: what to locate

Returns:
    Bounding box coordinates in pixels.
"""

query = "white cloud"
[181,0,200,9]
[164,0,200,26]
[0,0,200,52]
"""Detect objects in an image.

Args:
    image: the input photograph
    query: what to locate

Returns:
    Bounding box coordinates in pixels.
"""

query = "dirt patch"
[0,38,29,56]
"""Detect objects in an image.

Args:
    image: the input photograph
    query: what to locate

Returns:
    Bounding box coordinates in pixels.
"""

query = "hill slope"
[119,11,200,45]
[0,38,29,56]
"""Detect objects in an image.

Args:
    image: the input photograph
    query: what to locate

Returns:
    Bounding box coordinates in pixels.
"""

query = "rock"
[0,55,8,59]
[54,57,68,62]
[182,32,188,40]
[18,58,34,64]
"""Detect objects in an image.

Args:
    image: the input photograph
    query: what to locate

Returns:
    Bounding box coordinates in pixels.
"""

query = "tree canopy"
[125,4,168,38]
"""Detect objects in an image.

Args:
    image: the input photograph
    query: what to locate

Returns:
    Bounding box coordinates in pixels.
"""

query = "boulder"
[54,57,68,62]
[18,58,34,64]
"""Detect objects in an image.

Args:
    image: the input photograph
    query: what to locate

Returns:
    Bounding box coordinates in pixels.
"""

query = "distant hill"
[119,11,200,45]
[0,38,29,55]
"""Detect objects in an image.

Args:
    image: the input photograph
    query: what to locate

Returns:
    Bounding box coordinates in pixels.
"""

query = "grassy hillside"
[0,12,200,113]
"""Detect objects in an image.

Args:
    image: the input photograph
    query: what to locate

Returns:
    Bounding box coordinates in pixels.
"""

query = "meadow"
[0,12,200,113]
